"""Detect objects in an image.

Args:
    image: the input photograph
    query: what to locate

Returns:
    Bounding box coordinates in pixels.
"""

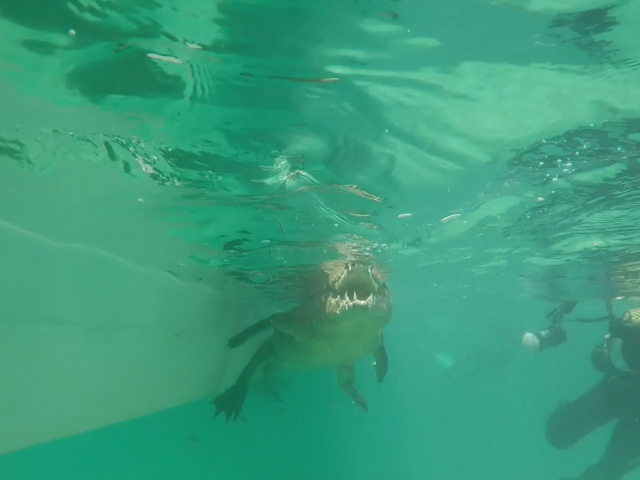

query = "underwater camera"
[522,324,567,353]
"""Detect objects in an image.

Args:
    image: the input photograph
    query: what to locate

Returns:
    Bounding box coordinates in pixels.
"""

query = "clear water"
[1,0,640,478]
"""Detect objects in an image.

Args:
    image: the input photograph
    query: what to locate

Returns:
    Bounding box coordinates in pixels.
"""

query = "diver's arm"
[564,315,611,324]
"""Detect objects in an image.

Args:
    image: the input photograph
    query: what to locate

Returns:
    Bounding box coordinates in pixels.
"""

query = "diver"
[523,300,640,480]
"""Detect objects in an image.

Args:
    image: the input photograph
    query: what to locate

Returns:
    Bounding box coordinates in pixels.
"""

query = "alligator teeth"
[368,271,379,289]
[366,294,373,304]
[353,291,358,301]
[344,291,349,301]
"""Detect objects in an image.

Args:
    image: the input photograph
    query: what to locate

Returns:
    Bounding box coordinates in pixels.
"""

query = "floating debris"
[146,53,183,64]
[441,213,461,223]
[346,211,373,218]
[268,76,340,84]
[374,11,399,19]
[360,222,383,230]
[115,43,133,53]
[398,213,412,219]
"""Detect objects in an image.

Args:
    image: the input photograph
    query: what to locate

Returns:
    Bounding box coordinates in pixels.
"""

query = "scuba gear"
[609,308,640,341]
[590,308,640,374]
[589,335,632,374]
[591,336,614,374]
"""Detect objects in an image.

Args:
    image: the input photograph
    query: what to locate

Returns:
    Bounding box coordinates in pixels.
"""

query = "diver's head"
[610,308,640,341]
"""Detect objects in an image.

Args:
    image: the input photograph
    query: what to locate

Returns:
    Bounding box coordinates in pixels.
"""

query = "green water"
[2,0,640,478]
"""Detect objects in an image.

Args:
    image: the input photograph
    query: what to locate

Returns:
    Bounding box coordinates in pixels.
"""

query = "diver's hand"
[559,301,578,315]
[546,301,578,323]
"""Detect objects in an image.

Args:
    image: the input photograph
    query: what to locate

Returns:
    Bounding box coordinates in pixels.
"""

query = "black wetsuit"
[546,335,640,480]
